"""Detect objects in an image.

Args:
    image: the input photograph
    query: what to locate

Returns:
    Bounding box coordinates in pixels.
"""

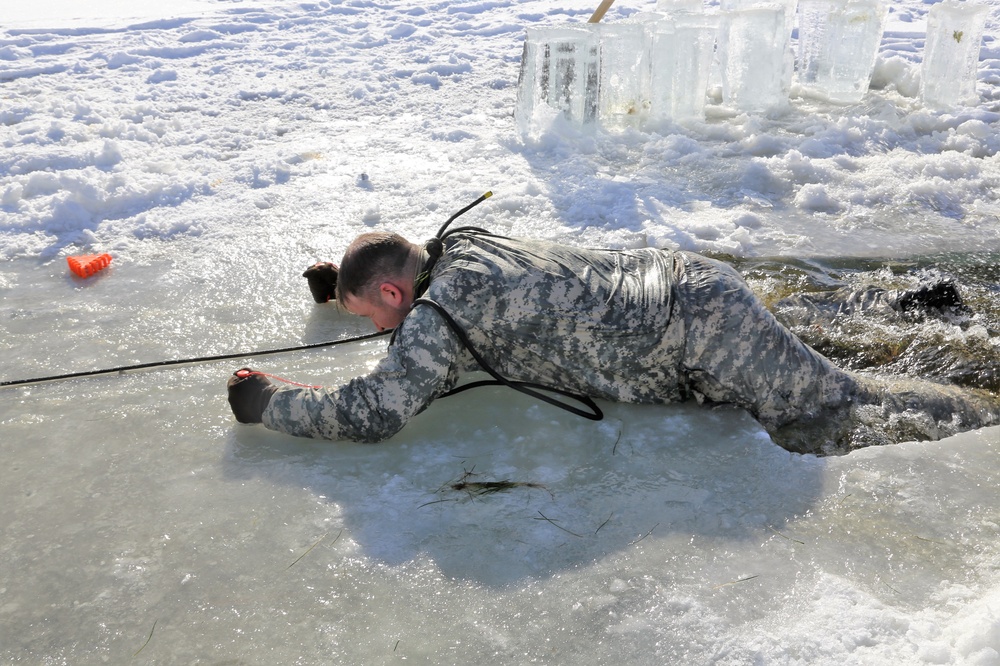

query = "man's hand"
[227,368,278,424]
[302,262,339,303]
[897,281,964,313]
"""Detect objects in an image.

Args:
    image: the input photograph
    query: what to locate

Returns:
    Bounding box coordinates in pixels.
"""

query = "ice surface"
[2,0,1000,663]
[920,0,991,108]
[4,340,1000,663]
[796,0,888,103]
[718,4,792,113]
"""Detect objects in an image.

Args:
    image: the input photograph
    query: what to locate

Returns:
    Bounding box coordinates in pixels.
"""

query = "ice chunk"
[718,4,791,113]
[644,13,719,123]
[796,0,888,104]
[596,23,648,127]
[515,26,600,133]
[721,0,797,36]
[656,0,706,12]
[920,1,990,108]
[514,34,544,134]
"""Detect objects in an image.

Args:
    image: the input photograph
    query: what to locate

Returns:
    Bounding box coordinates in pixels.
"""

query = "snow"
[1,0,1000,663]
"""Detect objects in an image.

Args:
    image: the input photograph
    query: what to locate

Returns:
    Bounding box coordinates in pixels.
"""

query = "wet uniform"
[263,232,1000,454]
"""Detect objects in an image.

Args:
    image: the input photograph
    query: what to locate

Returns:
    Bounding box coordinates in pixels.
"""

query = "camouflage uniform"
[263,232,1000,453]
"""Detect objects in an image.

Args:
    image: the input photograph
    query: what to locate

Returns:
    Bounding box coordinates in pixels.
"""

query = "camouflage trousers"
[674,253,1000,454]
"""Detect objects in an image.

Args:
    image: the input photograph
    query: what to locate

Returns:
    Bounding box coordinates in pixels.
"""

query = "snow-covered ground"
[2,0,1000,663]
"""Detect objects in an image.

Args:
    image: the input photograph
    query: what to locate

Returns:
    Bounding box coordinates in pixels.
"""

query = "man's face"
[343,286,411,332]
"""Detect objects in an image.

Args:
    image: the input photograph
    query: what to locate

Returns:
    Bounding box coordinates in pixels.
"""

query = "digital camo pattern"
[672,254,1000,452]
[263,233,1000,453]
[674,253,865,430]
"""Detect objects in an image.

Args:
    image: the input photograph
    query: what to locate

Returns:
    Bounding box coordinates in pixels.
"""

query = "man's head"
[336,231,420,331]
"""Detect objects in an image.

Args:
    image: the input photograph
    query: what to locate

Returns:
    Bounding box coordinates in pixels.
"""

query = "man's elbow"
[349,412,407,443]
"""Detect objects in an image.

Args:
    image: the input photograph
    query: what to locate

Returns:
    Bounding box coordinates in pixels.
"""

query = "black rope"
[0,330,391,389]
[4,192,498,391]
[435,191,492,238]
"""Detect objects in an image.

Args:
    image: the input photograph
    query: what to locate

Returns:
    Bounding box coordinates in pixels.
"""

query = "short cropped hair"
[335,231,413,305]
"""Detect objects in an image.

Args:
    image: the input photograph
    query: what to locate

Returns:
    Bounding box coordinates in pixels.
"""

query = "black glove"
[302,262,339,303]
[227,368,278,424]
[897,281,963,313]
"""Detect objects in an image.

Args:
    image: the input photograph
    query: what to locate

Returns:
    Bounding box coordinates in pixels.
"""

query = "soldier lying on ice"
[227,228,1000,455]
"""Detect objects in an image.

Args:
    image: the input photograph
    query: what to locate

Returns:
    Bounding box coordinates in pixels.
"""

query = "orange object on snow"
[67,254,113,278]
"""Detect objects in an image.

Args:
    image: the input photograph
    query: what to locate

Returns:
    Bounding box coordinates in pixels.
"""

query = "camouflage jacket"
[262,232,691,442]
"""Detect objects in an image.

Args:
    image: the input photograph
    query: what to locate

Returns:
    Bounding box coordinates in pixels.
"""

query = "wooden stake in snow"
[588,0,617,23]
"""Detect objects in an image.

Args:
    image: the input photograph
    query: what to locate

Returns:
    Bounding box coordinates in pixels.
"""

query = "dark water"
[723,251,1000,394]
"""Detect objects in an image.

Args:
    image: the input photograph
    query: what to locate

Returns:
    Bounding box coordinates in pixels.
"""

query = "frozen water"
[3,0,1000,663]
[515,26,600,134]
[718,4,792,113]
[519,14,716,131]
[796,0,888,103]
[514,33,548,134]
[720,0,796,107]
[656,0,705,12]
[721,0,798,36]
[596,23,648,127]
[920,0,991,108]
[644,13,719,123]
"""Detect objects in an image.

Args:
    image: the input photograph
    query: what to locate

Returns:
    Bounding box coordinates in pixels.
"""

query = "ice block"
[596,22,648,127]
[644,13,719,122]
[796,0,887,103]
[656,0,706,12]
[920,1,990,108]
[718,4,791,113]
[515,26,600,133]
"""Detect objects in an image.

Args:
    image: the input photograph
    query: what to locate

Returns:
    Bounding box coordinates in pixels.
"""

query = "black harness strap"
[399,192,603,421]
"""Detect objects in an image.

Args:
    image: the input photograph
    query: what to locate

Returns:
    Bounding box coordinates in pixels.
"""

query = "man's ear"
[379,282,403,307]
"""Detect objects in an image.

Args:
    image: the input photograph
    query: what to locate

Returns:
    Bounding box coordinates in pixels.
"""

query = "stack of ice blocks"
[514,8,720,134]
[513,1,801,132]
[513,0,985,133]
